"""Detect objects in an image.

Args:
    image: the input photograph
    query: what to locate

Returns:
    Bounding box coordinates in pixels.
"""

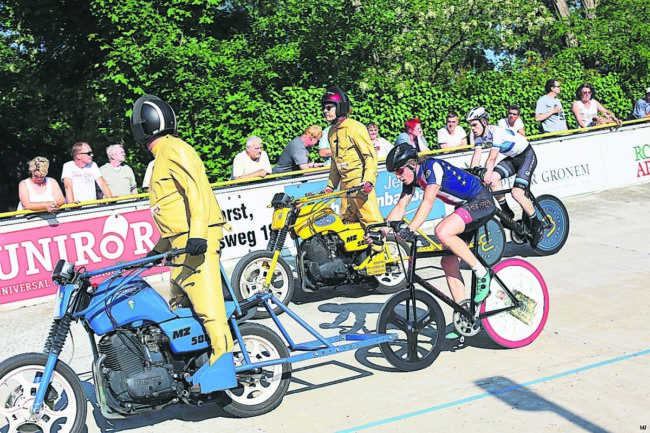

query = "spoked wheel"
[480,259,549,348]
[476,218,506,267]
[377,289,445,371]
[533,194,570,256]
[231,251,295,319]
[374,234,409,294]
[0,353,87,433]
[221,323,291,417]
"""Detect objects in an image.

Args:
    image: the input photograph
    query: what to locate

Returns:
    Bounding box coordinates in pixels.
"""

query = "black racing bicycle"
[368,221,550,371]
[467,167,570,256]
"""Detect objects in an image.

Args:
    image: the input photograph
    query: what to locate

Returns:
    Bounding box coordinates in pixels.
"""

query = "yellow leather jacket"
[326,118,378,190]
[149,135,226,243]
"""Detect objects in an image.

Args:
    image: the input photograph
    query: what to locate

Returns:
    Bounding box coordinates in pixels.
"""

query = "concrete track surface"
[1,184,648,433]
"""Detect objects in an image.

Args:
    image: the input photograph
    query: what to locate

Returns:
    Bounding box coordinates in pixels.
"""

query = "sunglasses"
[582,91,592,95]
[508,112,519,116]
[394,167,407,176]
[322,104,336,111]
[78,152,94,156]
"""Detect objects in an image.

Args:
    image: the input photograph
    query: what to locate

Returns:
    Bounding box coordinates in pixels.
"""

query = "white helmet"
[466,106,490,123]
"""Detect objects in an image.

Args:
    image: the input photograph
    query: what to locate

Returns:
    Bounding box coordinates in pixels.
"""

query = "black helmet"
[386,142,418,172]
[321,86,350,118]
[131,95,177,145]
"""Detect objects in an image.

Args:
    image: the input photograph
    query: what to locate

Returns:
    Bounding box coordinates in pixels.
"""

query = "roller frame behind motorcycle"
[0,250,292,432]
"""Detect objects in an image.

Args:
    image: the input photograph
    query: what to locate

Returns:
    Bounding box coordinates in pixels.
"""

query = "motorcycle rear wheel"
[0,352,87,433]
[221,323,291,417]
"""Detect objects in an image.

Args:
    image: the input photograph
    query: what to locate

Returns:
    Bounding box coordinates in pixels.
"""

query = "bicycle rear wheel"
[533,194,570,255]
[476,218,505,267]
[480,259,549,348]
[377,289,445,371]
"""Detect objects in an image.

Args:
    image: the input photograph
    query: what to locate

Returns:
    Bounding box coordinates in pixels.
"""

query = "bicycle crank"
[453,300,482,337]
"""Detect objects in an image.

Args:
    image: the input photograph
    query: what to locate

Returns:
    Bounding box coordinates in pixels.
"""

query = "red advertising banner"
[0,209,160,304]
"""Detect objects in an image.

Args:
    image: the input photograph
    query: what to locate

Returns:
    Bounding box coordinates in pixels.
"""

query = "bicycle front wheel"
[480,259,549,348]
[377,289,445,371]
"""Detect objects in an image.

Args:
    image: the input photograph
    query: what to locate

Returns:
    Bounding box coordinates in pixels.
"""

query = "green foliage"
[0,0,646,212]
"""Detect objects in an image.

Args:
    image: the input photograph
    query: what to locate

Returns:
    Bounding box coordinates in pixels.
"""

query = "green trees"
[0,0,645,211]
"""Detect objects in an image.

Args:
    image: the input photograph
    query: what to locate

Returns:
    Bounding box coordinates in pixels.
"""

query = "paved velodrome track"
[1,183,649,433]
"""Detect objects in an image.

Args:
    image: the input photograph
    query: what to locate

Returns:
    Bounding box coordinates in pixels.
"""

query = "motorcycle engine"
[98,327,177,404]
[302,234,349,286]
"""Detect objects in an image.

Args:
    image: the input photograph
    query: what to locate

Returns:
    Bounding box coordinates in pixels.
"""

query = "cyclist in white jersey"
[467,107,544,246]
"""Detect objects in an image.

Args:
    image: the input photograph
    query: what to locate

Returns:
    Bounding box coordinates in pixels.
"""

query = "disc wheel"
[533,195,570,255]
[374,234,409,294]
[377,289,445,371]
[475,218,506,267]
[0,353,87,433]
[480,259,549,348]
[231,251,294,319]
[221,323,291,417]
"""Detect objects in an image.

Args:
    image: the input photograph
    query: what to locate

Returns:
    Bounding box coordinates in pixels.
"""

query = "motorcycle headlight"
[52,259,75,285]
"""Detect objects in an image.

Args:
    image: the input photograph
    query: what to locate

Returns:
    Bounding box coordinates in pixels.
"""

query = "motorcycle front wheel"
[231,250,295,319]
[221,323,291,417]
[374,234,409,294]
[0,352,87,433]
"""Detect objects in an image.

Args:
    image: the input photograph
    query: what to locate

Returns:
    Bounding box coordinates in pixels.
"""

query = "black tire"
[231,250,295,319]
[533,194,570,256]
[377,289,446,371]
[374,234,409,294]
[476,218,506,267]
[221,323,291,418]
[0,352,87,433]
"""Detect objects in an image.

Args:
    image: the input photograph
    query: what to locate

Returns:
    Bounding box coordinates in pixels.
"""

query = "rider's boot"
[474,271,492,304]
[191,352,237,394]
[498,199,515,220]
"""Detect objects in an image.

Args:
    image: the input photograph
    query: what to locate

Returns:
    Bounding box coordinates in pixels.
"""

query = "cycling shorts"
[454,188,496,242]
[494,145,537,190]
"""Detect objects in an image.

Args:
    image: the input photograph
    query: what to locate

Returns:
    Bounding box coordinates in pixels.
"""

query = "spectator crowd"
[13,80,649,213]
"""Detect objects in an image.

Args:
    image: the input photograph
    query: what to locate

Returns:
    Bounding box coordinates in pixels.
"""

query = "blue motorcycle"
[0,248,398,432]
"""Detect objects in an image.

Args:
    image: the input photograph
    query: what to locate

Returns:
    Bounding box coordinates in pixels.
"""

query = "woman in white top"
[18,156,65,213]
[571,83,621,128]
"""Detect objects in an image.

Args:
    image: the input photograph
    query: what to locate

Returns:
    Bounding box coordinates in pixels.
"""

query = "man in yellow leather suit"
[322,87,383,227]
[131,95,234,392]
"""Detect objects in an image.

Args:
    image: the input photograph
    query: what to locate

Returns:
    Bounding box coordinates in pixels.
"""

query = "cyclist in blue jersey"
[384,143,496,321]
[466,107,544,246]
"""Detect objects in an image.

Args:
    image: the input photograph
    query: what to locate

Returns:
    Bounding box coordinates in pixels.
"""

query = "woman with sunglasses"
[571,83,622,128]
[17,156,65,213]
[384,143,496,339]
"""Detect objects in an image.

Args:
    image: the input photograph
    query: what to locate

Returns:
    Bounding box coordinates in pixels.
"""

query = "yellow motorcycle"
[231,186,408,319]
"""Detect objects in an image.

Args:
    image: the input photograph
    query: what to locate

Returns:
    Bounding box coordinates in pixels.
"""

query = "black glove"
[397,226,415,242]
[186,238,208,256]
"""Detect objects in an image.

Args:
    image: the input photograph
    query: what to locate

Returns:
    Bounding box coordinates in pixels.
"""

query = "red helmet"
[321,86,350,118]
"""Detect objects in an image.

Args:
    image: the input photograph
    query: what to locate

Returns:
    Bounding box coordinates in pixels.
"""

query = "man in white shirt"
[61,142,112,203]
[497,104,526,136]
[366,122,393,158]
[437,111,468,149]
[231,136,273,179]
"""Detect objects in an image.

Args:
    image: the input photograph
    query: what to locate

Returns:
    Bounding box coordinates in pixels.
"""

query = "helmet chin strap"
[405,162,417,184]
